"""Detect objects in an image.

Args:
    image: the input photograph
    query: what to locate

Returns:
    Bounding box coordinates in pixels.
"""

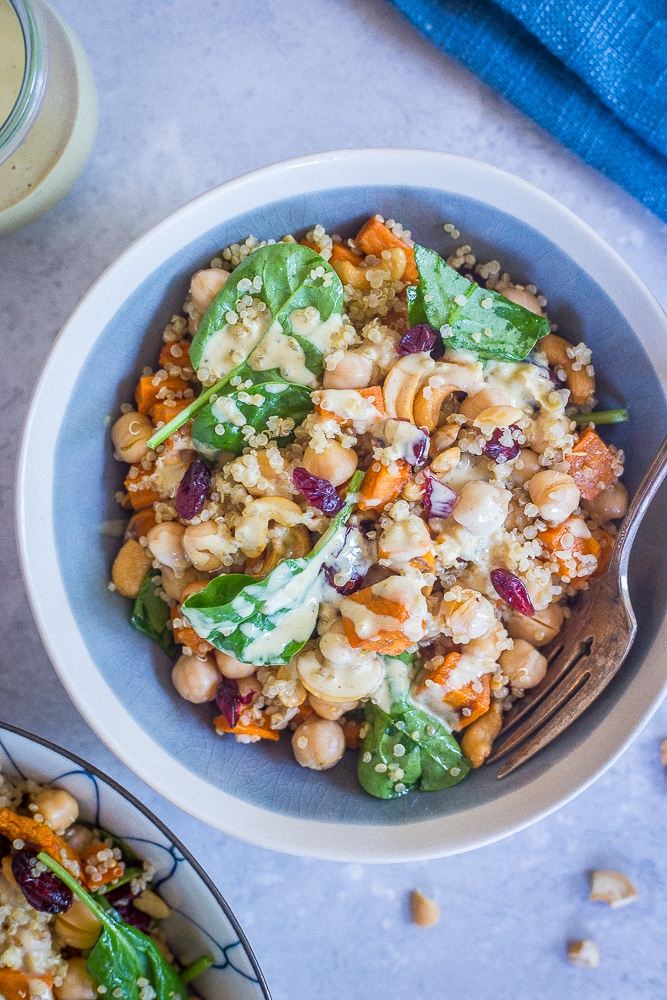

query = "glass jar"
[0,0,98,234]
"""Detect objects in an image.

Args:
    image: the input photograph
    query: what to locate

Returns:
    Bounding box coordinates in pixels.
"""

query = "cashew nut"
[459,700,502,768]
[295,648,384,702]
[235,497,308,558]
[383,353,434,420]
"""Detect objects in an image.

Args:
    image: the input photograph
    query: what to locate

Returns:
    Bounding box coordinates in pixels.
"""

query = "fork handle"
[611,431,667,578]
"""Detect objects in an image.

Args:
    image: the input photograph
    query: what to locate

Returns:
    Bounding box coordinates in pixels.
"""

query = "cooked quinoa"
[109,214,628,798]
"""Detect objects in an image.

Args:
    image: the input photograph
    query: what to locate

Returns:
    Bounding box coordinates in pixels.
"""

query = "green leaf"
[411,244,549,361]
[36,852,187,1000]
[191,380,313,461]
[130,569,176,658]
[148,242,343,449]
[182,470,364,666]
[357,656,471,799]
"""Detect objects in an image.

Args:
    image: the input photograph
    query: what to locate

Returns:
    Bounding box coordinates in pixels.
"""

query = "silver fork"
[487,431,667,778]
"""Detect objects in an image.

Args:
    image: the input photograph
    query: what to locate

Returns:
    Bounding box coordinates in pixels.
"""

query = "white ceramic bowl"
[0,721,270,998]
[17,148,667,861]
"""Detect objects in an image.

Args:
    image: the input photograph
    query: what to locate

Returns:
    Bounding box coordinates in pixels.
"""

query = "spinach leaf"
[37,852,191,1000]
[148,243,343,449]
[409,244,549,362]
[182,470,363,666]
[357,655,471,799]
[130,569,176,658]
[191,380,313,461]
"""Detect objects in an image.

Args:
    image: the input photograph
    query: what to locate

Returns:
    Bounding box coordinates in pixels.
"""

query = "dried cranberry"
[383,420,429,467]
[482,426,521,464]
[422,470,457,518]
[12,849,73,913]
[323,563,364,595]
[216,677,254,729]
[175,459,211,520]
[106,885,152,933]
[292,467,343,515]
[397,324,437,356]
[490,569,535,617]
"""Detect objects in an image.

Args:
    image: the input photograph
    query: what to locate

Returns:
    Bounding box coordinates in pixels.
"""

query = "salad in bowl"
[108,212,627,800]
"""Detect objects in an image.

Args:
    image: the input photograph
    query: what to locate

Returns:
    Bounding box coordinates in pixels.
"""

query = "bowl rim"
[16,147,667,862]
[0,719,272,999]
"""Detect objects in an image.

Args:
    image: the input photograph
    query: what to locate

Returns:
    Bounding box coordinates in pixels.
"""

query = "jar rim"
[0,0,49,166]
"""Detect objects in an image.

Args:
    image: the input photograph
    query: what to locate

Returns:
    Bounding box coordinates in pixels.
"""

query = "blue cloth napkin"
[387,0,667,223]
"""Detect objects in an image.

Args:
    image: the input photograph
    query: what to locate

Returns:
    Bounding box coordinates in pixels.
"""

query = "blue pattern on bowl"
[49,184,667,826]
[0,724,270,999]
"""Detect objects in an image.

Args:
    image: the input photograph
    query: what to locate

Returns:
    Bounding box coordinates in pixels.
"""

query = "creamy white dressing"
[484,360,557,412]
[243,599,320,661]
[316,388,383,431]
[198,311,272,382]
[381,420,428,464]
[210,394,246,426]
[289,307,343,354]
[427,360,485,394]
[249,321,318,386]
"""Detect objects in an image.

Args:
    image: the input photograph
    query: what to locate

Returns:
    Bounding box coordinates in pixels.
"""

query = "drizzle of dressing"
[249,321,318,386]
[484,360,558,412]
[198,311,272,382]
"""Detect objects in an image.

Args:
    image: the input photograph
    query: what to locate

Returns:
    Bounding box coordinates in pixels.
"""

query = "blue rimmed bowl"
[16,148,667,861]
[0,722,271,999]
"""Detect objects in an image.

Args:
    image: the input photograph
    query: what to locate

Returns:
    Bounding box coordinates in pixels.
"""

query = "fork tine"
[486,663,590,767]
[494,634,592,733]
[494,672,600,777]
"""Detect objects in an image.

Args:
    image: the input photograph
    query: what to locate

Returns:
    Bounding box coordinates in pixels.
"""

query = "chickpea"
[237,675,263,702]
[246,449,290,498]
[111,539,153,598]
[301,441,358,486]
[190,268,228,314]
[292,718,346,770]
[54,898,102,950]
[529,412,573,454]
[459,387,511,421]
[500,640,547,690]
[460,701,503,768]
[54,957,97,1000]
[504,496,531,532]
[64,823,98,853]
[502,285,543,315]
[146,521,189,573]
[183,520,231,572]
[582,481,628,522]
[465,621,511,661]
[308,693,359,720]
[171,653,220,703]
[160,564,204,600]
[33,788,78,834]
[452,481,511,536]
[111,411,153,464]
[509,448,541,486]
[505,602,564,646]
[440,588,496,644]
[323,350,375,389]
[215,650,257,679]
[528,469,580,523]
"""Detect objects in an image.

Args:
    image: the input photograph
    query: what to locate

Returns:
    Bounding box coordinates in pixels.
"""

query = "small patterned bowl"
[0,722,271,999]
[16,148,667,861]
